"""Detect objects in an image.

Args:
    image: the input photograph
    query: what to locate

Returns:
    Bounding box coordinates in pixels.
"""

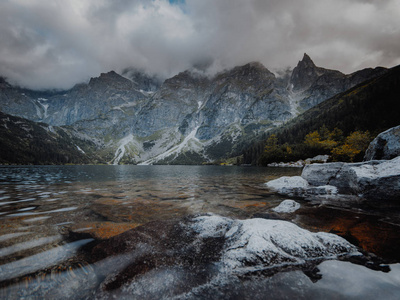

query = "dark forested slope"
[243,64,400,164]
[0,112,103,165]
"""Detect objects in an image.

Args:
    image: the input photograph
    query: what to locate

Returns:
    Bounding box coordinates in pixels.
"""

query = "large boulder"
[364,125,400,161]
[300,157,400,200]
[266,175,338,198]
[265,176,309,197]
[90,214,359,298]
[191,214,358,269]
[350,157,400,200]
[301,162,344,187]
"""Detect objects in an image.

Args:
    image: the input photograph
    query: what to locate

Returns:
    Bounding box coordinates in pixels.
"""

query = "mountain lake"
[0,165,399,299]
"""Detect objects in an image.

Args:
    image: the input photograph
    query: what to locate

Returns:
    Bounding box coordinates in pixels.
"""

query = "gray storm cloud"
[0,0,399,90]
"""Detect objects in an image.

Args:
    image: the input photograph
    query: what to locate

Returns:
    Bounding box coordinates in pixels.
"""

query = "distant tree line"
[258,127,371,165]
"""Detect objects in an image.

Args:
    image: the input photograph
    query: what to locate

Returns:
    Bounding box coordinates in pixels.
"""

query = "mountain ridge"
[243,63,400,165]
[0,55,389,164]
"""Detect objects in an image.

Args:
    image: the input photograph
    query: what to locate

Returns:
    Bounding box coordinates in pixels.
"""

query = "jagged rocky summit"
[290,53,386,110]
[0,54,387,164]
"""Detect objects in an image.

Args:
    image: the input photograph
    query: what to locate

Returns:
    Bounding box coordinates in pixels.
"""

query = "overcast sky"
[1,0,399,90]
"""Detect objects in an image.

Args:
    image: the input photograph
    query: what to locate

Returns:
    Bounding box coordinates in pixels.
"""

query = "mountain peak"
[98,70,120,79]
[246,61,267,69]
[301,53,314,66]
[88,70,135,90]
[122,68,162,92]
[90,70,126,83]
[223,61,275,79]
[0,76,11,89]
[290,53,320,91]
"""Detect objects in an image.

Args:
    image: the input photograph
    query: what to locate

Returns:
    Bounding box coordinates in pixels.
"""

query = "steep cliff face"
[0,77,55,122]
[40,71,148,126]
[0,71,156,127]
[196,62,290,140]
[127,62,294,164]
[0,55,388,164]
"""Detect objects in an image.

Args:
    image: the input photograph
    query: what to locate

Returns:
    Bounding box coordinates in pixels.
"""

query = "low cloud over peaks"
[0,0,399,90]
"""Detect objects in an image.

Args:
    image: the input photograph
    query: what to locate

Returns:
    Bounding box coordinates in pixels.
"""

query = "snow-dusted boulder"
[301,157,400,200]
[90,214,363,298]
[272,200,301,213]
[351,156,400,200]
[364,125,400,161]
[191,214,358,270]
[265,176,309,197]
[266,176,338,198]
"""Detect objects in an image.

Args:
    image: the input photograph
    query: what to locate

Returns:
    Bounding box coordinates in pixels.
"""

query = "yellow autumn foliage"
[331,131,371,162]
[304,130,338,150]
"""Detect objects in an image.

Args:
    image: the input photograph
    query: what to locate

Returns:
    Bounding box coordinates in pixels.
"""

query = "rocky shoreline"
[266,126,400,202]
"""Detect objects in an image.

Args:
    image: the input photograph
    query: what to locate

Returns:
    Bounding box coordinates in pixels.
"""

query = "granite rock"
[364,125,400,161]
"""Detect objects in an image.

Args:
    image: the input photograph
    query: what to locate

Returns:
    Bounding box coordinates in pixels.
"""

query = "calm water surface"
[0,165,399,299]
[0,166,298,294]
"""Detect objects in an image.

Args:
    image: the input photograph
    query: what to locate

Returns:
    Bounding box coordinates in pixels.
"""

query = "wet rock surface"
[83,213,368,298]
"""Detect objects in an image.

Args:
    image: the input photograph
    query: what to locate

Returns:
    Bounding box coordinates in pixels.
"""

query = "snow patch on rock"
[351,156,400,179]
[190,214,358,271]
[110,134,139,165]
[139,126,203,165]
[76,145,85,154]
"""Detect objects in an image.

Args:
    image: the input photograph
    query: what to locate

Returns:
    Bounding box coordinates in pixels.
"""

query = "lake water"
[0,165,399,299]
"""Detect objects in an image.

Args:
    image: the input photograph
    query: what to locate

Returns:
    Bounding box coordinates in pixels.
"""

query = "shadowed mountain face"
[289,54,387,110]
[0,55,388,164]
[0,111,103,165]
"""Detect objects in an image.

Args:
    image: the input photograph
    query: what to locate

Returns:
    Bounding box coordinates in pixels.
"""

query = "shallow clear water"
[0,165,399,299]
[0,165,299,225]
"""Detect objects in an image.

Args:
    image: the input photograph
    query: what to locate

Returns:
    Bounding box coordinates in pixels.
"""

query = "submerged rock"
[69,222,140,240]
[272,199,301,213]
[364,125,400,161]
